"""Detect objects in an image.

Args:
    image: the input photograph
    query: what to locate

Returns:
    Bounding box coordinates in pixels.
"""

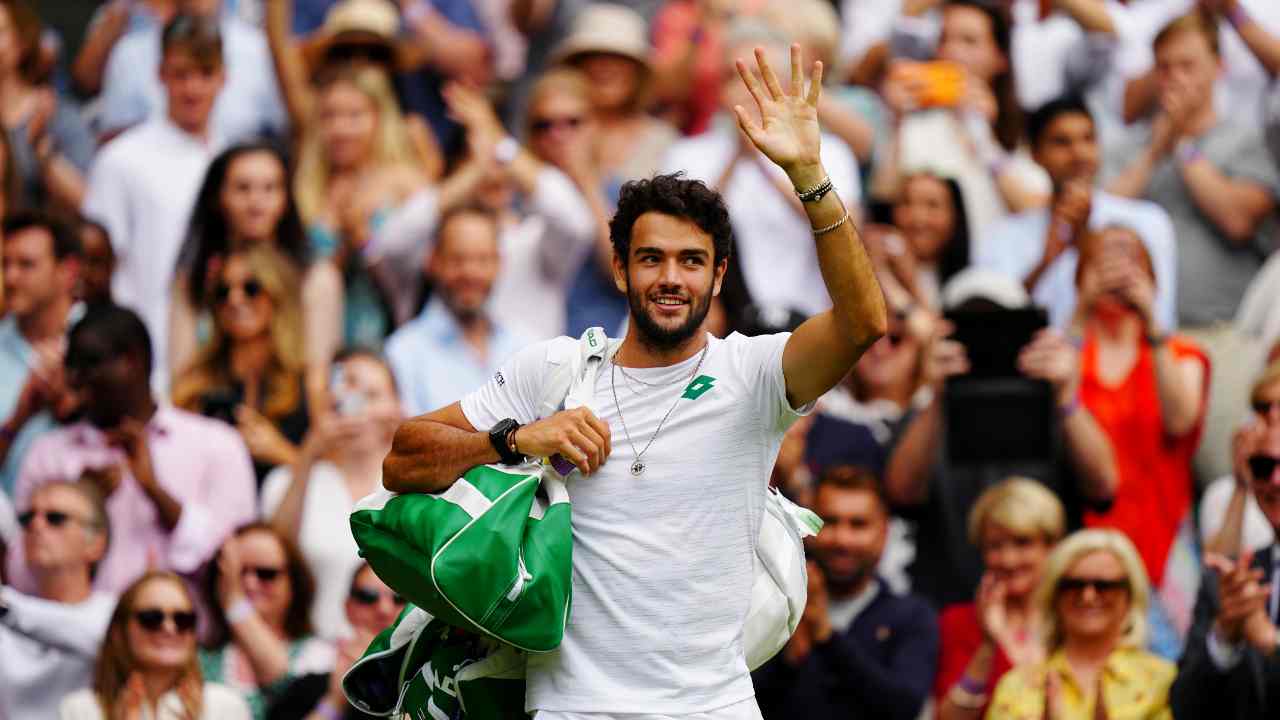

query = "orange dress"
[1079,335,1209,586]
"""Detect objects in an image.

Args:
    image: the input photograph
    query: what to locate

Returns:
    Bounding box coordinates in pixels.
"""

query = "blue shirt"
[384,298,530,417]
[975,190,1179,330]
[0,318,57,497]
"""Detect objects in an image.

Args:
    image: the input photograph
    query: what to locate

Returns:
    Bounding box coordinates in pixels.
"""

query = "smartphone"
[944,307,1049,379]
[903,61,966,109]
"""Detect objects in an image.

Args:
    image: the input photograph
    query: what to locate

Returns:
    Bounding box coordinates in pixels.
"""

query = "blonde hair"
[1035,529,1150,652]
[172,244,305,420]
[294,64,417,224]
[525,67,592,138]
[1252,359,1280,406]
[968,477,1066,547]
[94,572,203,720]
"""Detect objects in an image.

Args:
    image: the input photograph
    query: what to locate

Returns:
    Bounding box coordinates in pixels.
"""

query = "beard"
[816,553,876,597]
[626,281,713,353]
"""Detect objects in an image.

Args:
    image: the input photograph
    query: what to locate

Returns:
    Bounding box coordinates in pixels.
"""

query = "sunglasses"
[350,586,406,606]
[134,608,198,634]
[1057,576,1129,596]
[1253,400,1280,416]
[17,509,91,530]
[530,115,583,134]
[241,565,285,583]
[213,278,264,306]
[1248,454,1280,483]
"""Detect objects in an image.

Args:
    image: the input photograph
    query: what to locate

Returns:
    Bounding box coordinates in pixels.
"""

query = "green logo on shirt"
[682,375,717,400]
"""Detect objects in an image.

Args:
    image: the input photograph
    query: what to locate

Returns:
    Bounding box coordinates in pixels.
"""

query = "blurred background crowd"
[1,0,1280,718]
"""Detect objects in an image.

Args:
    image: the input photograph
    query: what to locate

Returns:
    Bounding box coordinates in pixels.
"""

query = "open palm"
[733,44,823,173]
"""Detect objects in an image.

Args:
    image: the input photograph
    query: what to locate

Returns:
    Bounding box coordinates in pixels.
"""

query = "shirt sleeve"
[732,333,813,435]
[1205,626,1245,671]
[527,167,597,289]
[459,339,564,431]
[166,425,257,573]
[0,587,113,658]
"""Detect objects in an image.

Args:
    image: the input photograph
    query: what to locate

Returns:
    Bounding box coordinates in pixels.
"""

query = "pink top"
[6,406,256,594]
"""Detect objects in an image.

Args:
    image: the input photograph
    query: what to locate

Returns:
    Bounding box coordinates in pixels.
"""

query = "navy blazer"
[752,578,939,720]
[1171,544,1280,719]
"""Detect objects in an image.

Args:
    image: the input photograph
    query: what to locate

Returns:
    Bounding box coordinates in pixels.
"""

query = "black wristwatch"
[489,418,526,465]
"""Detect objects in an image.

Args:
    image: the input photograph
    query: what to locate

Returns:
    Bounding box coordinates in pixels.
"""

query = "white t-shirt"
[260,461,366,641]
[461,332,809,714]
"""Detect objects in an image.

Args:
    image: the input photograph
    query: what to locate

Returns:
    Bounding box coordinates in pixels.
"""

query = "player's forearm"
[383,420,497,493]
[791,162,886,357]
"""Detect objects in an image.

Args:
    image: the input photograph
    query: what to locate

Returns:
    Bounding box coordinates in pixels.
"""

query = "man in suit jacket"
[752,466,938,720]
[1172,423,1280,718]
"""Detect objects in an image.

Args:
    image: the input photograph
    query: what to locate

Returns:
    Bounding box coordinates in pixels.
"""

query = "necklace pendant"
[630,460,646,476]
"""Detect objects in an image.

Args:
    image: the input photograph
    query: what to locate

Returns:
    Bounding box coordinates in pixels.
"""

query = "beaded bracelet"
[795,176,834,203]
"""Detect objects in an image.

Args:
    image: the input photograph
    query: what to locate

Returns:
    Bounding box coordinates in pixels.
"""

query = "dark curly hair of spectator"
[609,173,734,267]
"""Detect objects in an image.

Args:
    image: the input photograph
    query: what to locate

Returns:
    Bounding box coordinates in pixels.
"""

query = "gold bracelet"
[811,210,850,236]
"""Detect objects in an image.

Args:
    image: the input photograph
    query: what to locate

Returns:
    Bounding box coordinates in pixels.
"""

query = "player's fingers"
[735,60,767,110]
[566,428,603,474]
[574,423,607,471]
[806,60,824,106]
[756,46,785,100]
[789,43,803,96]
[581,410,612,460]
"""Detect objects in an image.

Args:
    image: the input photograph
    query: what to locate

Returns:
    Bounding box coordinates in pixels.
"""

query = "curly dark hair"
[609,173,733,266]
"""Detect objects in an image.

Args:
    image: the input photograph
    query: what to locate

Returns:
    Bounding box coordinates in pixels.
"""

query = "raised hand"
[1207,551,1269,643]
[1018,329,1081,405]
[732,44,823,176]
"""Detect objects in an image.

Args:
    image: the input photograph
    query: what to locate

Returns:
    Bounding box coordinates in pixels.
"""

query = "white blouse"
[59,683,250,720]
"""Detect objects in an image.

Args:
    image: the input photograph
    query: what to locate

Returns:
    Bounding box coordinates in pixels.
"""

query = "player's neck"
[614,328,708,368]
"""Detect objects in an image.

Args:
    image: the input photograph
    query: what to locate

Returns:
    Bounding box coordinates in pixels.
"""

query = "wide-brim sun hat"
[301,0,412,74]
[550,3,652,69]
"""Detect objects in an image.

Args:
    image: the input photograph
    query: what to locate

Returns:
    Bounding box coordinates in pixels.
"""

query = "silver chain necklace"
[610,344,709,476]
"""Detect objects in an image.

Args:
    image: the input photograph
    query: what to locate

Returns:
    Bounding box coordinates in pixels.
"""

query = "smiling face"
[213,253,273,343]
[811,484,889,596]
[127,577,198,672]
[527,89,594,169]
[1032,111,1100,189]
[981,522,1052,600]
[893,174,956,265]
[429,211,500,324]
[220,151,289,245]
[2,226,69,320]
[1054,550,1131,644]
[612,212,725,354]
[345,565,405,634]
[320,81,378,171]
[234,529,294,630]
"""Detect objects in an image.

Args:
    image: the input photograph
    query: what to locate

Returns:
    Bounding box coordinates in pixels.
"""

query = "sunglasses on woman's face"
[134,608,198,634]
[530,115,583,134]
[213,278,264,306]
[241,565,284,583]
[1248,454,1280,483]
[1057,576,1129,597]
[1253,400,1280,416]
[350,586,406,606]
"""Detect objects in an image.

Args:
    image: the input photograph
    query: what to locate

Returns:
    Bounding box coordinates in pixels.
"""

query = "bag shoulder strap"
[537,327,614,417]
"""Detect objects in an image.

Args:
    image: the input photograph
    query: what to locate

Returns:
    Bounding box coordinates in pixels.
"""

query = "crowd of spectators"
[1,0,1280,718]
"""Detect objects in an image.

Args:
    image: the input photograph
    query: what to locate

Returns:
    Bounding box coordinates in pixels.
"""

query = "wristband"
[1057,395,1081,420]
[226,597,255,625]
[957,674,987,695]
[315,699,344,720]
[1227,3,1252,30]
[1176,138,1203,166]
[948,684,987,711]
[494,136,519,166]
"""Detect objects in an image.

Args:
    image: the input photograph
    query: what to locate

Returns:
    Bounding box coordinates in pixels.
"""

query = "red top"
[1079,334,1209,586]
[933,603,1013,717]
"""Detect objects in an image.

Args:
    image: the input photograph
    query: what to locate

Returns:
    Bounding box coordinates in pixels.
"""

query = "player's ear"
[612,251,628,294]
[711,258,727,297]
